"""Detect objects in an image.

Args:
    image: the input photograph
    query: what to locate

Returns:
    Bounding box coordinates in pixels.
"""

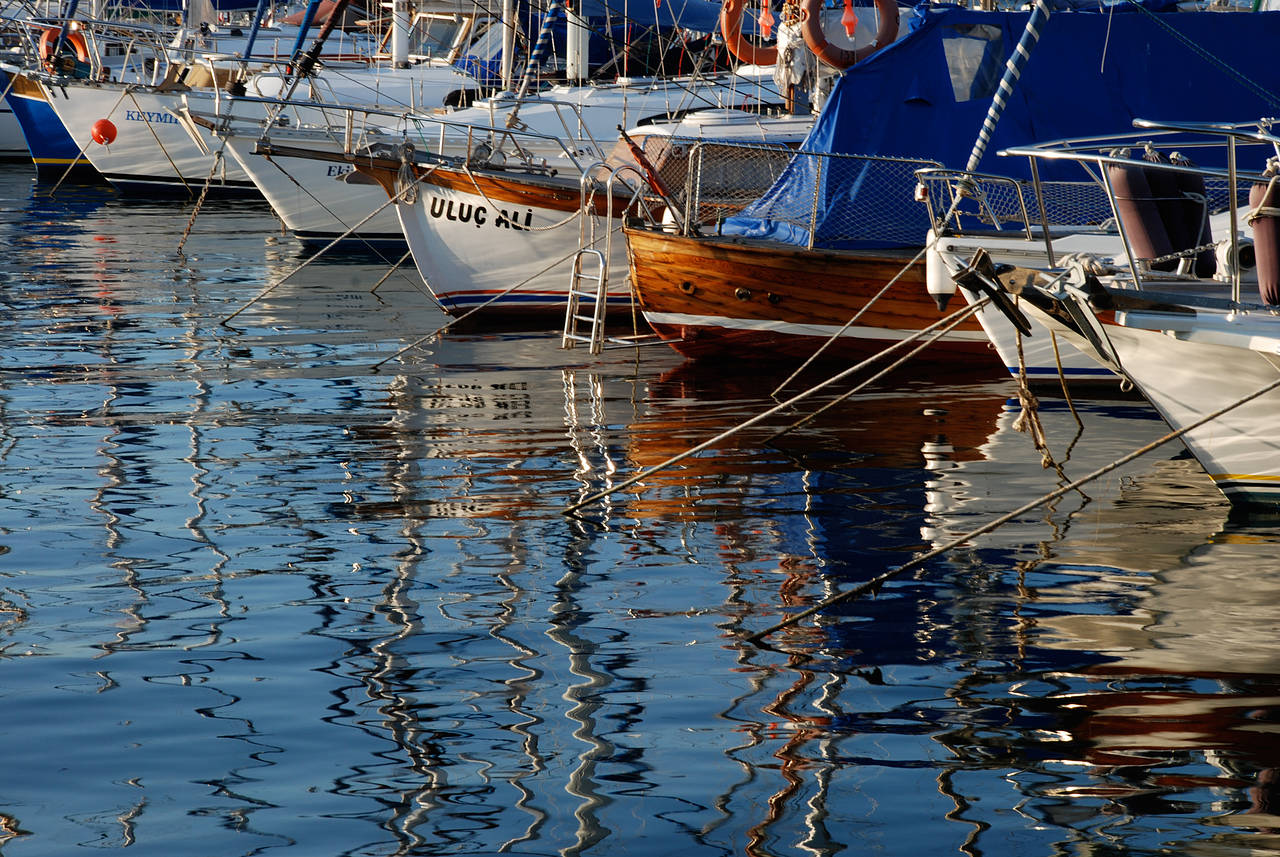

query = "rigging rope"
[747,371,1280,644]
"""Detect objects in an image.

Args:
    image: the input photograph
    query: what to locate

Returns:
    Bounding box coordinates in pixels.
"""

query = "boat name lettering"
[326,164,354,177]
[124,109,181,126]
[427,195,533,230]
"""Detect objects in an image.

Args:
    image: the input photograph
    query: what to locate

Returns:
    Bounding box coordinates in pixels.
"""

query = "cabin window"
[941,23,1003,103]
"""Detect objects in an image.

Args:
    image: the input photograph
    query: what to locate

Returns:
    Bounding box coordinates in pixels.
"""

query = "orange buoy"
[38,27,89,71]
[801,0,898,70]
[91,118,117,145]
[720,0,778,66]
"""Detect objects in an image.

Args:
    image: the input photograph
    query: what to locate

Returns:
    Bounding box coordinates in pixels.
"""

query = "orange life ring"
[801,0,897,70]
[38,27,89,70]
[720,0,778,67]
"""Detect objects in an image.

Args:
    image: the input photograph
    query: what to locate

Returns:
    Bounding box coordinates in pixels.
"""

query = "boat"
[207,68,801,250]
[303,0,902,321]
[0,2,379,181]
[625,2,1280,368]
[36,0,753,199]
[199,0,794,252]
[969,119,1280,508]
[22,0,474,195]
[627,146,983,363]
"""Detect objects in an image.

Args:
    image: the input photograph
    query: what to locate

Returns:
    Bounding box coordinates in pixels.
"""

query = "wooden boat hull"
[625,226,999,367]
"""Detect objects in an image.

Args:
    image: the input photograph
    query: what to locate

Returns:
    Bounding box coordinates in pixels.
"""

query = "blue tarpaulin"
[723,2,1280,249]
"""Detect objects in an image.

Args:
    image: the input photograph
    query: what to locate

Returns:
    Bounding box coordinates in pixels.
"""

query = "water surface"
[0,165,1276,857]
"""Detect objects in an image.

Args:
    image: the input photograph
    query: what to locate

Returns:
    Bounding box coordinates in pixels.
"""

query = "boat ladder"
[561,247,610,353]
[560,164,662,354]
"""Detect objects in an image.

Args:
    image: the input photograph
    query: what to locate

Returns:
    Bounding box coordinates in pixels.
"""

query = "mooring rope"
[259,151,419,268]
[761,299,990,444]
[1121,0,1280,111]
[220,164,436,325]
[745,372,1280,645]
[769,243,931,397]
[127,89,193,196]
[562,297,994,516]
[176,144,225,254]
[370,217,629,370]
[461,161,587,233]
[49,84,132,197]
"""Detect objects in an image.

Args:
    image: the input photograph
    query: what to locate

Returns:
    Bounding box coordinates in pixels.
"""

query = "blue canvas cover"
[583,0,726,33]
[723,3,1280,249]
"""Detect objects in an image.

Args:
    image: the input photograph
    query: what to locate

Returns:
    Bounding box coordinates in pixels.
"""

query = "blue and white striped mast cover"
[965,0,1052,172]
[514,0,567,100]
[504,0,566,129]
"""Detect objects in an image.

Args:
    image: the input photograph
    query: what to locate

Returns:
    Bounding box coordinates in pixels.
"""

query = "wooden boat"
[626,224,995,365]
[624,4,1280,368]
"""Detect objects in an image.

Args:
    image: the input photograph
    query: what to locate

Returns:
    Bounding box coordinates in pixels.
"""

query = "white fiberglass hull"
[1033,302,1280,506]
[396,173,630,315]
[222,130,404,246]
[45,80,258,196]
[0,102,28,159]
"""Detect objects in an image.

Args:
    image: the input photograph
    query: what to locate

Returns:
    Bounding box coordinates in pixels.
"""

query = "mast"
[500,0,517,90]
[565,0,588,83]
[391,0,412,67]
[292,0,355,78]
[240,0,272,60]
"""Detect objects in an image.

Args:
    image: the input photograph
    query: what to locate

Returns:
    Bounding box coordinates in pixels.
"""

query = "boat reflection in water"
[896,397,1280,853]
[358,355,1280,855]
[27,202,1280,857]
[1025,523,1280,848]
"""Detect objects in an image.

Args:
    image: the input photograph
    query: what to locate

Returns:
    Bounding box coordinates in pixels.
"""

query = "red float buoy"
[91,118,116,145]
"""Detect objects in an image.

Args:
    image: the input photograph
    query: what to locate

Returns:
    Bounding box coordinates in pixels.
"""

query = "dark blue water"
[1,164,1278,857]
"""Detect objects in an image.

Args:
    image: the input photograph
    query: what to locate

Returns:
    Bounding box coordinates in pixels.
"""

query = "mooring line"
[260,152,416,268]
[761,298,989,444]
[769,244,932,398]
[745,372,1280,645]
[49,84,132,197]
[220,166,434,326]
[561,298,990,516]
[370,249,414,294]
[370,219,626,370]
[128,89,193,195]
[176,144,225,253]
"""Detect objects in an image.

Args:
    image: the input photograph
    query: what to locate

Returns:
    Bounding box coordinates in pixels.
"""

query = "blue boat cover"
[723,2,1280,249]
[583,0,726,33]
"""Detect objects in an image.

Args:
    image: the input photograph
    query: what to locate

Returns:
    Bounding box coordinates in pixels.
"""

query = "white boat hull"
[1030,301,1280,506]
[222,130,405,246]
[396,173,630,314]
[45,80,258,196]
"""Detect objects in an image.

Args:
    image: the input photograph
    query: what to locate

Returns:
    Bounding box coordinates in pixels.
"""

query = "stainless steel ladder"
[561,247,609,353]
[560,163,663,354]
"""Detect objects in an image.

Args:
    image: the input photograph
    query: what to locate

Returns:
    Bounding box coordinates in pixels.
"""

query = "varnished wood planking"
[626,226,998,365]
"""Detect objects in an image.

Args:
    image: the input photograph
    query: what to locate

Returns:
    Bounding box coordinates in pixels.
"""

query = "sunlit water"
[1,164,1278,857]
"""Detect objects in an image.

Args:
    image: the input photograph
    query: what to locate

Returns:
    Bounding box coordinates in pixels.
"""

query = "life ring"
[801,0,897,70]
[38,27,89,70]
[720,0,778,67]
